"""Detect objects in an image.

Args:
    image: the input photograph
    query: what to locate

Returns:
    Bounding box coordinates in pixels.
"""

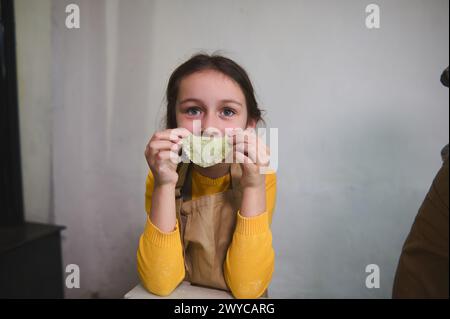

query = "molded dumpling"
[181,134,231,167]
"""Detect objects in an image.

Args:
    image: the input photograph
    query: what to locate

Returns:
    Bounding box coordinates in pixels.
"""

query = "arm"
[137,171,185,296]
[224,172,277,298]
[149,182,177,232]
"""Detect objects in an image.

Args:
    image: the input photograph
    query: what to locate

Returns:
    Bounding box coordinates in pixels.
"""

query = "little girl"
[137,54,276,299]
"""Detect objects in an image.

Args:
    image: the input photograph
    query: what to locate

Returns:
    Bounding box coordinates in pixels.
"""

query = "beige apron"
[392,158,449,298]
[175,162,243,291]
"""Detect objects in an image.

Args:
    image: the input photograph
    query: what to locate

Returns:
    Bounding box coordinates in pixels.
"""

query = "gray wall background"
[15,0,448,298]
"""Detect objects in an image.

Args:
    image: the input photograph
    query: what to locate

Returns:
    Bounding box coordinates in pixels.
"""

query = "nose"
[202,114,222,137]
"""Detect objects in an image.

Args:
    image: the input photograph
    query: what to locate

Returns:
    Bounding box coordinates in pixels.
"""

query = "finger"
[254,138,270,166]
[231,130,257,145]
[225,127,244,136]
[151,131,177,142]
[149,140,179,151]
[235,150,255,165]
[235,140,270,166]
[147,140,181,157]
[156,150,181,165]
[170,127,192,139]
[235,142,257,163]
[152,128,191,142]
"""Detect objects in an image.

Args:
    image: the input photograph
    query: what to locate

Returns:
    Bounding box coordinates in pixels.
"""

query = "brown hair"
[165,53,264,129]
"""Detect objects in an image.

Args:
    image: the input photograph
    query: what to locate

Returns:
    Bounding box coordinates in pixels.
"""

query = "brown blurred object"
[392,67,449,298]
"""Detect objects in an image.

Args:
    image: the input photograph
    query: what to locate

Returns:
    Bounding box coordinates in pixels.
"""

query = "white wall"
[16,0,448,298]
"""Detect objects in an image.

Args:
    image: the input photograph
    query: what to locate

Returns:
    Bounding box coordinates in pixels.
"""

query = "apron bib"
[175,162,243,291]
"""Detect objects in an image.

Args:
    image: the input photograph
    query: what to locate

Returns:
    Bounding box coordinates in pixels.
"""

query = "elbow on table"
[224,255,275,299]
[136,253,185,297]
[138,269,185,297]
[225,272,273,299]
[227,281,269,299]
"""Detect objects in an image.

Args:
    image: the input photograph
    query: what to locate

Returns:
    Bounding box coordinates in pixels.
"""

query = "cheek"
[234,112,249,130]
[175,114,195,133]
[229,118,247,130]
[216,117,247,134]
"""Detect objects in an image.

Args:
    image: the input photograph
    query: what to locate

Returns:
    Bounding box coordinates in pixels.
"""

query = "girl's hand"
[145,128,191,187]
[227,128,270,189]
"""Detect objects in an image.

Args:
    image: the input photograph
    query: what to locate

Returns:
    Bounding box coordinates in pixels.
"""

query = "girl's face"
[175,69,256,136]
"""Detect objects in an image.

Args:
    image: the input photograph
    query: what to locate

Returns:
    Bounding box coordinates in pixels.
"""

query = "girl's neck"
[192,163,231,179]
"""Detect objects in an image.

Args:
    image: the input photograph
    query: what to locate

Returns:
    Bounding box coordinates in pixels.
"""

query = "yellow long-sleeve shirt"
[137,167,276,298]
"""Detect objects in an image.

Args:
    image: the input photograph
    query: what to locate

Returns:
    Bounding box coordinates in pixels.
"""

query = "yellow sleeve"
[224,172,277,299]
[136,171,185,296]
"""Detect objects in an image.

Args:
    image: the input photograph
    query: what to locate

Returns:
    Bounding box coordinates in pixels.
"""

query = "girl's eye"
[186,107,202,116]
[221,108,236,117]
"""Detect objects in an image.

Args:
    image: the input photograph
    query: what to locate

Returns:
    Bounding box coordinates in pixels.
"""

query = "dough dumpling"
[181,134,231,167]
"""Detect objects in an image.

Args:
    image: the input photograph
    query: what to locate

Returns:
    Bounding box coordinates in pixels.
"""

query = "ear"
[246,118,257,129]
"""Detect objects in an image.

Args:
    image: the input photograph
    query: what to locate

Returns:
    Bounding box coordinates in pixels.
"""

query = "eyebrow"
[178,98,243,107]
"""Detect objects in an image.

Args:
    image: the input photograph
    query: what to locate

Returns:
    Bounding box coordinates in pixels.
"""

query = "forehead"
[177,69,245,102]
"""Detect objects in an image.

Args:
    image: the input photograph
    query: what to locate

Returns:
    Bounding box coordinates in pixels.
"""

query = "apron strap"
[175,162,190,199]
[230,163,242,191]
[182,164,193,201]
[176,162,193,201]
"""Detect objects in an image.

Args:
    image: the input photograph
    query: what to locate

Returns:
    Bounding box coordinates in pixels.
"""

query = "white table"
[125,281,235,299]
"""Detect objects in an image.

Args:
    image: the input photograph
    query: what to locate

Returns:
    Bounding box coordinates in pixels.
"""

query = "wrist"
[241,178,265,192]
[154,181,177,190]
[240,185,266,218]
[241,183,265,192]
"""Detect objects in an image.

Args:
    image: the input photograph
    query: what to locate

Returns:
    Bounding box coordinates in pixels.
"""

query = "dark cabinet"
[0,0,66,299]
[0,223,65,298]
